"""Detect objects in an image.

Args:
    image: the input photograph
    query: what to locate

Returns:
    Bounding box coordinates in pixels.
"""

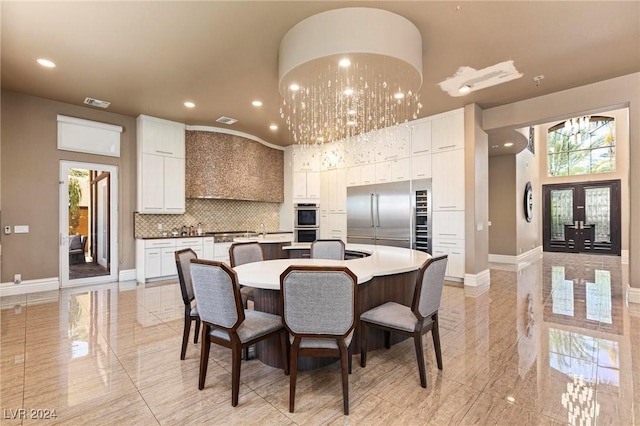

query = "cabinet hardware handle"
[155,150,174,155]
[148,251,159,255]
[439,233,457,236]
[438,145,456,149]
[439,205,457,209]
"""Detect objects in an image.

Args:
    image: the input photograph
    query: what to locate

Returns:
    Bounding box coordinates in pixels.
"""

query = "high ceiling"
[2,1,639,148]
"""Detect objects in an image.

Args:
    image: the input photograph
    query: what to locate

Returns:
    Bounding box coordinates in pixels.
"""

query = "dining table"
[233,243,430,370]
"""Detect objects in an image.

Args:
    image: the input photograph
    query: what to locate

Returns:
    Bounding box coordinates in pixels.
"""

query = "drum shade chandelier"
[278,8,423,145]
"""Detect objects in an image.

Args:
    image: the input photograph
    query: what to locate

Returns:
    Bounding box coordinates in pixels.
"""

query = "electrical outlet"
[157,223,163,230]
[14,274,21,284]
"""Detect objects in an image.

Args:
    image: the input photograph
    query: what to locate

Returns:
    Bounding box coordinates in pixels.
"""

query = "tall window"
[547,116,615,177]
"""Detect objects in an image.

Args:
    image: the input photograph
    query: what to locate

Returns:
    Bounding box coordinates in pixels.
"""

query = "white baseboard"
[621,250,629,264]
[489,246,543,270]
[626,283,640,305]
[464,269,490,297]
[119,269,136,282]
[0,277,59,297]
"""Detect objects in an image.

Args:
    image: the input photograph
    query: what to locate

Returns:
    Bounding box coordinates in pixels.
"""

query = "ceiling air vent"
[216,116,238,125]
[84,97,110,108]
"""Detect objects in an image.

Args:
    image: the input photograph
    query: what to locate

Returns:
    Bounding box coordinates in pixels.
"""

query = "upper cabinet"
[292,145,321,172]
[137,115,186,214]
[185,130,284,202]
[432,112,464,152]
[411,120,432,155]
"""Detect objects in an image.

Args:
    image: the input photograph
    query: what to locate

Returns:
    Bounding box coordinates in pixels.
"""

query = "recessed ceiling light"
[184,101,195,108]
[289,83,300,91]
[252,100,263,107]
[269,124,278,130]
[504,142,514,147]
[491,144,499,148]
[339,58,351,67]
[458,84,471,94]
[506,396,515,403]
[343,88,354,96]
[37,58,56,68]
[394,92,405,99]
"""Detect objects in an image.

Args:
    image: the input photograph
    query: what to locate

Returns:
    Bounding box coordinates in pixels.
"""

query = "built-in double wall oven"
[294,203,320,242]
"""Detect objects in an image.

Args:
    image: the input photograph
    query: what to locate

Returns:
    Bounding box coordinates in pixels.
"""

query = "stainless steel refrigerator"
[347,181,411,248]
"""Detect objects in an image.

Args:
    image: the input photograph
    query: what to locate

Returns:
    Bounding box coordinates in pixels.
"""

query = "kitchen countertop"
[233,234,294,244]
[233,244,430,290]
[136,231,293,240]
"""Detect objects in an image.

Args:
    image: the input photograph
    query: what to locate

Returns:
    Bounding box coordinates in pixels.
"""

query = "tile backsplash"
[134,198,282,238]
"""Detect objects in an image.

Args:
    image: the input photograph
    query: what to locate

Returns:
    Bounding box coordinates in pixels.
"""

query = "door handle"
[574,220,579,229]
[579,221,584,230]
[370,193,375,227]
[376,193,380,227]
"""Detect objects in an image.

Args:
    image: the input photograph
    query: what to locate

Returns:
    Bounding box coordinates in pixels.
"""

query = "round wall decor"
[524,181,533,222]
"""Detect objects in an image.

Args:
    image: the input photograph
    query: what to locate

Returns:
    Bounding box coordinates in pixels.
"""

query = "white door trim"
[59,161,119,287]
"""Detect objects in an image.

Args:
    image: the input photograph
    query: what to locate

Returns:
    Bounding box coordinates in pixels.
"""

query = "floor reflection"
[0,253,635,424]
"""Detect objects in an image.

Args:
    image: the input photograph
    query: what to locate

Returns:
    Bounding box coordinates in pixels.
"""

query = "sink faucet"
[260,223,266,237]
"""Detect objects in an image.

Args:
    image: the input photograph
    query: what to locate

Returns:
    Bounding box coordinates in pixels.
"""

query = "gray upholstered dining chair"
[359,255,448,388]
[310,239,345,260]
[175,248,201,360]
[280,265,357,415]
[190,259,288,407]
[229,242,264,307]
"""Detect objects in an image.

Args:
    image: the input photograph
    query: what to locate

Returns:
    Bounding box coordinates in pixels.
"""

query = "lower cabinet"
[136,237,214,283]
[320,213,347,241]
[432,239,465,280]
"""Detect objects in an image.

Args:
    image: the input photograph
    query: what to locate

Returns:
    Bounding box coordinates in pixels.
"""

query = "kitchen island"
[233,244,430,369]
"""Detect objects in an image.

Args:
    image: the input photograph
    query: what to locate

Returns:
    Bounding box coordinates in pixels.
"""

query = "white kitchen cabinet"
[214,241,232,265]
[346,166,361,186]
[331,169,347,212]
[411,153,432,180]
[320,141,345,170]
[319,213,330,239]
[432,211,465,240]
[360,164,375,185]
[329,214,347,241]
[391,158,411,182]
[375,161,392,184]
[432,148,465,211]
[431,243,465,280]
[136,237,209,282]
[375,125,410,162]
[432,112,464,152]
[137,115,186,213]
[139,115,186,158]
[411,120,432,155]
[203,237,214,260]
[293,171,320,200]
[292,145,320,172]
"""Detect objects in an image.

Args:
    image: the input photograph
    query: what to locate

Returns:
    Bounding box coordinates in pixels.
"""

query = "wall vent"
[216,116,238,125]
[84,97,111,108]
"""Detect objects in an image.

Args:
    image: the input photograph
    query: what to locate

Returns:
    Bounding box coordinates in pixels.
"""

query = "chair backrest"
[190,259,244,329]
[229,242,264,267]
[280,266,357,337]
[69,234,83,251]
[310,239,345,260]
[412,256,448,319]
[175,249,198,304]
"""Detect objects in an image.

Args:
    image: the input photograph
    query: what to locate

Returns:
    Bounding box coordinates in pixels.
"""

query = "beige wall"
[0,91,137,282]
[483,72,640,287]
[488,155,516,255]
[464,104,489,275]
[515,148,539,255]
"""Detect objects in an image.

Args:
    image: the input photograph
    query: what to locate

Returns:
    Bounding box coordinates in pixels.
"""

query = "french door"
[543,180,620,255]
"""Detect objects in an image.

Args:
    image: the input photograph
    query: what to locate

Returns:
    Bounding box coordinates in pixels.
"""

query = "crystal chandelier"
[278,8,423,145]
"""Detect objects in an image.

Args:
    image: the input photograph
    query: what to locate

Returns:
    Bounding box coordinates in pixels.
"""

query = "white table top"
[233,244,430,290]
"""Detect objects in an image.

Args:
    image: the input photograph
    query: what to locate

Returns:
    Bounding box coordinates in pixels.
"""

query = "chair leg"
[289,338,300,413]
[280,329,290,375]
[181,310,191,360]
[339,340,350,415]
[384,330,391,349]
[198,327,211,390]
[360,321,368,368]
[432,315,443,370]
[348,345,353,374]
[231,343,242,407]
[414,331,427,388]
[193,318,201,344]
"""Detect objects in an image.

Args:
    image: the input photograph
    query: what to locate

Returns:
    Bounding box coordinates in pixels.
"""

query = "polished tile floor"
[1,252,635,425]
